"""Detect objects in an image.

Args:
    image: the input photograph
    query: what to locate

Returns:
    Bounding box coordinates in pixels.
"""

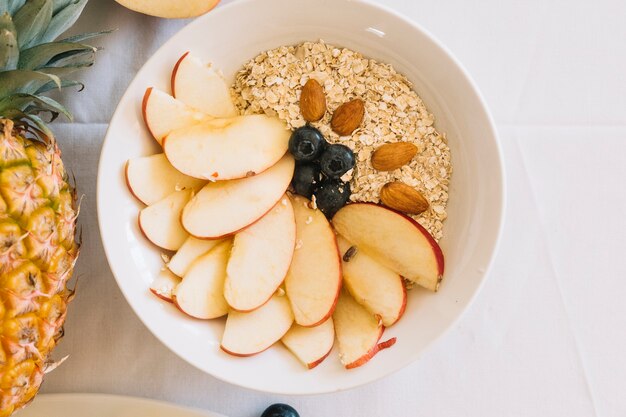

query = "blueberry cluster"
[288,126,355,217]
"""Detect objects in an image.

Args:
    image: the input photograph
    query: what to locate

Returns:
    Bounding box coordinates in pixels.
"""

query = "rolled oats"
[232,41,452,240]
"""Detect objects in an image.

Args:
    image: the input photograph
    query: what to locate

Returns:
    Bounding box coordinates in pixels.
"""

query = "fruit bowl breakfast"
[98,0,504,394]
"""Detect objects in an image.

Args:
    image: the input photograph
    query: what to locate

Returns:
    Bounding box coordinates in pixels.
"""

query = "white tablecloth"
[40,0,626,416]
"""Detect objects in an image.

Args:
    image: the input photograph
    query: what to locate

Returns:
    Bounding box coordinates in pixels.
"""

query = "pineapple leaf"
[40,0,88,43]
[34,66,88,93]
[0,29,19,71]
[36,79,83,93]
[0,69,61,96]
[0,12,16,32]
[0,14,19,71]
[46,48,95,68]
[19,41,94,70]
[60,29,114,43]
[13,0,53,48]
[0,1,27,16]
[37,65,82,80]
[0,92,73,121]
[21,112,55,138]
[52,0,75,14]
[0,108,55,138]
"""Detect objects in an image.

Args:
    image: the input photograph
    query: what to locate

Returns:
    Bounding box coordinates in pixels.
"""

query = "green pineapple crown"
[0,0,107,137]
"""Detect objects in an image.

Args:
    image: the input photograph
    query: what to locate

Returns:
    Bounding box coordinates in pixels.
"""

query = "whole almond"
[380,182,429,215]
[371,142,418,171]
[300,79,326,122]
[331,99,364,136]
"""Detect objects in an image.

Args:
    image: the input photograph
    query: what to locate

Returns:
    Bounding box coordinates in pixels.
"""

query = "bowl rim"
[97,0,506,395]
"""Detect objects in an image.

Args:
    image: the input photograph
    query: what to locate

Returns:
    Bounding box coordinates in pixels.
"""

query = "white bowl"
[98,0,504,395]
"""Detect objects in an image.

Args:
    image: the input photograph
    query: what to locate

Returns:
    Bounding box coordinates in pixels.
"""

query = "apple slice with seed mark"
[221,294,294,357]
[142,88,212,145]
[149,269,181,303]
[282,318,334,369]
[167,236,226,277]
[284,194,342,327]
[181,154,294,239]
[138,189,191,251]
[163,115,290,181]
[126,153,205,206]
[172,240,231,319]
[224,197,296,312]
[332,203,444,291]
[337,235,406,327]
[115,0,220,19]
[333,289,396,369]
[171,52,238,117]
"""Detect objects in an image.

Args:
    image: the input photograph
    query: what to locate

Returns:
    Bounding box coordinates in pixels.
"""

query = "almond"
[380,182,429,215]
[300,79,326,122]
[331,99,364,136]
[370,142,418,171]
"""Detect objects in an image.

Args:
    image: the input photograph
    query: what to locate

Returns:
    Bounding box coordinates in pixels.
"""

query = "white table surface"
[39,0,626,416]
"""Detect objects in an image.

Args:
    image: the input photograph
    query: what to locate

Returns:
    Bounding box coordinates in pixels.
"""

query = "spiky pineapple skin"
[0,120,78,416]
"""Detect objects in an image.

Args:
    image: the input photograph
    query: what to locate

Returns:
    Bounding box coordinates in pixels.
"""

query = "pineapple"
[0,1,104,415]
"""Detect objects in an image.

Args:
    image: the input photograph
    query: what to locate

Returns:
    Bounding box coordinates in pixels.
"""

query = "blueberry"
[292,162,321,198]
[319,144,355,178]
[288,126,327,162]
[260,403,300,417]
[314,179,351,217]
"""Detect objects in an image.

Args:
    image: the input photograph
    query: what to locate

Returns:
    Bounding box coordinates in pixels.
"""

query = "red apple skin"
[177,189,289,241]
[339,234,408,326]
[335,202,445,290]
[137,214,153,247]
[172,295,204,320]
[149,288,174,304]
[170,295,226,321]
[344,337,397,369]
[393,284,408,326]
[286,194,343,327]
[124,161,148,205]
[378,283,407,327]
[344,325,397,370]
[219,343,274,358]
[306,342,334,369]
[162,132,290,182]
[300,232,342,328]
[141,87,156,140]
[137,212,178,250]
[171,51,190,98]
[227,292,272,314]
[212,201,296,312]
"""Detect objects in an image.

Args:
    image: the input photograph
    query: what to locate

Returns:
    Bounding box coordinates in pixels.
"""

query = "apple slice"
[172,240,231,319]
[336,236,406,327]
[115,0,220,18]
[282,319,334,369]
[171,52,238,117]
[333,289,396,369]
[224,197,296,312]
[284,194,342,327]
[221,294,293,357]
[149,269,181,303]
[126,153,205,205]
[163,115,290,181]
[142,88,211,145]
[138,189,191,251]
[181,155,294,239]
[332,203,444,291]
[167,236,226,277]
